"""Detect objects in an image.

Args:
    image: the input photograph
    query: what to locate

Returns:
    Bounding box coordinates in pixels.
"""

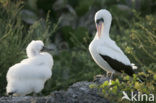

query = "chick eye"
[96,18,104,24]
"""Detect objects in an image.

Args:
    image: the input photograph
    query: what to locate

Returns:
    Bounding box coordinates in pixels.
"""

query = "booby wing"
[99,54,135,76]
[97,41,135,76]
[98,40,131,65]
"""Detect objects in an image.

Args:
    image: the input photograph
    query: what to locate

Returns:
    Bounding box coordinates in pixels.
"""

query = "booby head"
[94,9,112,38]
[26,40,52,58]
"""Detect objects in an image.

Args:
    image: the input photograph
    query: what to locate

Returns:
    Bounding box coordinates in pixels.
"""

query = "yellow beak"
[96,22,103,38]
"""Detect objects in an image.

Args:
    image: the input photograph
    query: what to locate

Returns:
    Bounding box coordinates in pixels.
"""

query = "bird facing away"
[89,9,137,79]
[6,40,54,96]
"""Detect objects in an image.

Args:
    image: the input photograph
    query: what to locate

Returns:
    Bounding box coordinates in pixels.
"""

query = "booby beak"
[96,22,103,37]
[96,18,104,38]
[41,46,54,51]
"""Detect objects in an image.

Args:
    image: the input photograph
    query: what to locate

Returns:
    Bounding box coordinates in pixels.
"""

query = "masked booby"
[89,9,137,78]
[6,40,54,96]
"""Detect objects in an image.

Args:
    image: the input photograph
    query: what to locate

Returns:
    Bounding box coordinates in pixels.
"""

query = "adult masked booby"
[89,9,137,79]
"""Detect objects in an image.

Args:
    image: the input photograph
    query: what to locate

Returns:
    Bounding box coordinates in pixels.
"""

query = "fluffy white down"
[6,40,53,96]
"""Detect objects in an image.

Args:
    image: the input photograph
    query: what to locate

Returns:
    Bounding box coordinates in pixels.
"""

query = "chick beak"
[96,21,103,38]
[41,46,53,52]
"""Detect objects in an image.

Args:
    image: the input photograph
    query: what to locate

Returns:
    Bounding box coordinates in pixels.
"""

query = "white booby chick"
[6,40,53,96]
[89,9,136,78]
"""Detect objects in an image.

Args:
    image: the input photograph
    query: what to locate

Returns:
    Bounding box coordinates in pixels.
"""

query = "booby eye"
[96,18,104,24]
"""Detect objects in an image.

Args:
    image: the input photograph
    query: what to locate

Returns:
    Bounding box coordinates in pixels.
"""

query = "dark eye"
[96,18,104,24]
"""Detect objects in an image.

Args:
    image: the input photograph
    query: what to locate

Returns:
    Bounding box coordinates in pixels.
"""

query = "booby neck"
[27,50,41,58]
[26,40,44,58]
[95,19,111,40]
[94,9,113,41]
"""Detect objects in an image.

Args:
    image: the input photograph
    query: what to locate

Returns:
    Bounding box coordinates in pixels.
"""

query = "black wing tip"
[99,54,135,76]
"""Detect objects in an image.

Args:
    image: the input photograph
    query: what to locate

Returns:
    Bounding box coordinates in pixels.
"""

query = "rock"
[0,77,110,103]
[94,74,110,84]
[50,81,109,103]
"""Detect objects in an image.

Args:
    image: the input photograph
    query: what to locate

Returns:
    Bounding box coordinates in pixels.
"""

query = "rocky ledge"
[0,77,109,103]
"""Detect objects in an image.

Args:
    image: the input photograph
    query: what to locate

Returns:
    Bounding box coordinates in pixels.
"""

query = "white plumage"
[6,40,53,96]
[89,9,136,77]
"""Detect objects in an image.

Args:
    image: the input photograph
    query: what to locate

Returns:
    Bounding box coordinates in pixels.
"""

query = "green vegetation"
[90,73,156,103]
[0,1,156,103]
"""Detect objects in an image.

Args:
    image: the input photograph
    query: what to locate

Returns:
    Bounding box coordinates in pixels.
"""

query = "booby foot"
[6,92,15,98]
[106,73,113,78]
[94,74,109,84]
[106,72,114,85]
